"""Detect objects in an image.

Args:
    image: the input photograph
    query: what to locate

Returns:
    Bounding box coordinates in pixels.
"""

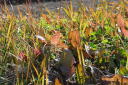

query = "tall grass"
[0,0,128,85]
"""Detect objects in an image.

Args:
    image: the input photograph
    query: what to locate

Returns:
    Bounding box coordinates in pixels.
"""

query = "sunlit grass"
[0,0,128,85]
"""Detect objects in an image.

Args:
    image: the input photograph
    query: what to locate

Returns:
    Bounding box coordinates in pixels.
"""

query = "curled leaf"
[68,30,81,48]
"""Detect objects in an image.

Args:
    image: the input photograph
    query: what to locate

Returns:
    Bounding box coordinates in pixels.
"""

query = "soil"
[0,0,119,17]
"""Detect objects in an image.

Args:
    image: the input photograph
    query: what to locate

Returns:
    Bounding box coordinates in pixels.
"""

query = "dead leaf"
[50,31,62,46]
[117,14,125,29]
[68,30,81,48]
[55,78,62,85]
[42,14,51,24]
[85,28,93,37]
[121,27,128,37]
[117,14,128,37]
[102,74,128,84]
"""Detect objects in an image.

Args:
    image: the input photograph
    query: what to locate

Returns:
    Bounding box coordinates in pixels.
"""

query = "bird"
[35,32,76,84]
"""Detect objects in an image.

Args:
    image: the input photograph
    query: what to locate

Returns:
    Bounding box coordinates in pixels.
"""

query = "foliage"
[0,0,128,85]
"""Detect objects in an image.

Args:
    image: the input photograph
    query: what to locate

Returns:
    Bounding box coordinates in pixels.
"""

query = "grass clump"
[0,0,128,85]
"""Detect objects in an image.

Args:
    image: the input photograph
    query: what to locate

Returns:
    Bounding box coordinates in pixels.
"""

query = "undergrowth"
[0,0,128,85]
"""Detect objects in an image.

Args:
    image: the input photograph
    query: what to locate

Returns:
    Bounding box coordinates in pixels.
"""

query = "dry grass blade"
[32,63,39,76]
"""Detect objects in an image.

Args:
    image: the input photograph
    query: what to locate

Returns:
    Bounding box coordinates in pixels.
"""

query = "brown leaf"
[55,78,62,85]
[68,30,81,48]
[117,14,128,37]
[50,31,69,49]
[50,31,62,46]
[101,74,128,84]
[83,51,92,58]
[117,14,125,28]
[85,28,93,37]
[121,27,128,37]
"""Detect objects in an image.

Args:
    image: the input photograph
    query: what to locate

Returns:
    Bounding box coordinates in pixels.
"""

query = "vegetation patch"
[0,0,128,85]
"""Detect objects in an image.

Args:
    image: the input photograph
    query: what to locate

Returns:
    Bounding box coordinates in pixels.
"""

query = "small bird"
[35,33,76,84]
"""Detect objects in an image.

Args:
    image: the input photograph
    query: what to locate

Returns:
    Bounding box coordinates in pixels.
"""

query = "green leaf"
[101,39,108,44]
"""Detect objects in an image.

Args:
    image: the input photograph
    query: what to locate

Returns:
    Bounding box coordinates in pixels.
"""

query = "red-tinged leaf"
[33,48,41,56]
[19,52,27,61]
[121,27,128,37]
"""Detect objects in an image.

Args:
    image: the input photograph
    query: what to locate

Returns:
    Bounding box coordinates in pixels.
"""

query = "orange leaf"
[121,27,128,37]
[117,14,128,37]
[68,30,81,48]
[117,14,125,29]
[42,14,51,24]
[55,78,62,85]
[50,31,62,46]
[85,28,93,37]
[101,74,128,84]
